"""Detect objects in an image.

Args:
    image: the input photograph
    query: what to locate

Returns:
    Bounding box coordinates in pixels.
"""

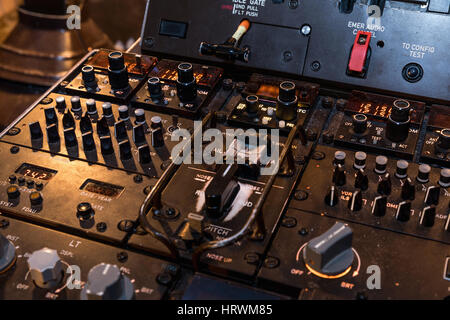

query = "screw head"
[283,51,293,62]
[133,175,143,183]
[311,61,321,72]
[294,190,309,201]
[264,257,280,269]
[245,252,260,265]
[144,37,154,48]
[96,222,107,232]
[301,24,311,36]
[117,251,128,263]
[298,228,309,236]
[10,146,20,154]
[0,219,9,229]
[289,0,299,9]
[282,216,297,228]
[156,272,173,286]
[7,128,20,136]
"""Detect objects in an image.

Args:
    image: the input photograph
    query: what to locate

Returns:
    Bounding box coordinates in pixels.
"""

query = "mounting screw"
[133,174,143,183]
[96,222,107,232]
[244,252,260,265]
[298,228,309,236]
[7,128,20,136]
[264,257,280,269]
[10,146,19,154]
[0,219,9,229]
[282,51,293,63]
[289,0,299,9]
[117,251,128,263]
[311,61,321,72]
[282,217,297,228]
[294,190,309,201]
[156,272,173,286]
[301,24,311,36]
[144,37,154,48]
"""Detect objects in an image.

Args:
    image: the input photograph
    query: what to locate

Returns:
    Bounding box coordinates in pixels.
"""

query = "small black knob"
[86,99,97,115]
[119,140,133,161]
[416,164,431,183]
[401,177,416,200]
[29,122,43,140]
[324,186,339,207]
[374,156,388,174]
[7,185,20,200]
[82,65,97,88]
[276,81,297,121]
[138,144,152,164]
[55,96,66,111]
[352,114,368,134]
[71,96,82,113]
[424,185,440,205]
[353,151,367,170]
[437,128,450,150]
[176,63,197,103]
[151,116,163,130]
[334,151,346,166]
[419,206,436,227]
[135,109,146,126]
[245,95,259,114]
[386,99,411,142]
[29,192,43,206]
[354,169,369,191]
[348,190,363,212]
[372,195,387,217]
[102,102,114,119]
[377,173,392,196]
[118,105,129,121]
[62,111,75,130]
[108,51,129,90]
[438,168,450,188]
[395,160,409,179]
[77,202,94,221]
[332,164,346,186]
[148,77,164,101]
[395,201,411,222]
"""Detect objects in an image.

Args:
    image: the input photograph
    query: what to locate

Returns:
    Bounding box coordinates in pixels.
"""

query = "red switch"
[347,31,372,77]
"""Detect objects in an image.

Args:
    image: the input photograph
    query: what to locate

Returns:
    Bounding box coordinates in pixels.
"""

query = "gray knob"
[0,233,16,272]
[303,222,354,276]
[81,263,134,300]
[27,248,64,289]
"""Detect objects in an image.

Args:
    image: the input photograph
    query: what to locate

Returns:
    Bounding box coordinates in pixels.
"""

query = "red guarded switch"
[348,31,372,76]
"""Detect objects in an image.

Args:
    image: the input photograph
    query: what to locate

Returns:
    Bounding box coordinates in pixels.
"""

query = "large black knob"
[148,77,164,102]
[176,63,197,103]
[354,169,369,191]
[0,233,16,273]
[386,99,411,142]
[438,168,450,188]
[108,51,129,90]
[401,177,416,200]
[437,128,450,150]
[419,206,436,227]
[82,65,98,89]
[276,81,298,121]
[424,185,440,206]
[395,201,411,222]
[245,95,259,114]
[352,114,368,134]
[377,173,392,196]
[303,222,354,277]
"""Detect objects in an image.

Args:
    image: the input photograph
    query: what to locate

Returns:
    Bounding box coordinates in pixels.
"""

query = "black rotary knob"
[416,164,431,183]
[80,114,93,134]
[334,150,346,166]
[148,77,164,101]
[71,96,82,113]
[77,202,94,221]
[102,102,114,119]
[108,51,129,90]
[352,114,368,134]
[114,121,128,142]
[44,107,58,126]
[82,65,97,89]
[424,185,440,206]
[118,105,129,121]
[86,99,97,115]
[176,63,197,103]
[119,140,133,161]
[419,206,436,227]
[396,201,411,222]
[354,169,369,191]
[7,185,20,200]
[245,95,259,114]
[82,132,96,152]
[64,128,78,148]
[348,190,363,212]
[395,160,409,179]
[332,164,346,186]
[374,156,388,174]
[151,116,163,130]
[353,152,367,170]
[100,136,114,155]
[55,96,66,111]
[377,173,392,196]
[372,195,387,217]
[135,109,146,126]
[138,144,152,164]
[29,122,43,140]
[62,111,75,129]
[324,186,339,207]
[437,128,450,150]
[151,127,165,148]
[439,168,450,188]
[401,177,415,200]
[276,81,298,121]
[29,192,43,206]
[386,99,411,142]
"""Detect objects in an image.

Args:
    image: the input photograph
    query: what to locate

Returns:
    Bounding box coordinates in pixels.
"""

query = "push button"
[347,31,372,78]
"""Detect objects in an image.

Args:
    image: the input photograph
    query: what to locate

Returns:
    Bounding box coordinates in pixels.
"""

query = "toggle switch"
[396,201,411,222]
[347,31,371,78]
[354,169,369,190]
[348,190,363,212]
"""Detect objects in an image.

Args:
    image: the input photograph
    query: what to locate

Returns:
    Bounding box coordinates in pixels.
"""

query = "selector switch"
[396,201,412,222]
[245,95,259,114]
[332,164,346,186]
[119,140,133,161]
[46,124,60,143]
[86,99,97,116]
[324,186,339,207]
[420,206,436,227]
[334,151,346,166]
[62,111,75,129]
[148,77,164,102]
[372,195,387,217]
[348,190,363,212]
[44,107,58,126]
[352,114,368,134]
[354,169,369,190]
[97,116,110,137]
[102,102,114,120]
[424,185,440,205]
[386,99,411,142]
[374,156,388,174]
[81,65,98,89]
[108,51,129,90]
[138,144,152,164]
[176,62,197,103]
[0,233,16,272]
[303,222,354,277]
[135,109,146,126]
[377,173,392,196]
[81,263,134,300]
[401,177,416,200]
[27,248,64,289]
[64,128,78,148]
[276,81,298,121]
[80,114,93,134]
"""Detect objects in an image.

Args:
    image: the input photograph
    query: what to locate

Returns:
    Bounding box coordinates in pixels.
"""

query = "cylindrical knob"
[86,99,97,115]
[77,202,94,221]
[29,192,43,206]
[55,96,66,111]
[438,168,450,188]
[135,109,146,125]
[118,105,129,121]
[353,151,367,169]
[81,263,134,300]
[0,233,16,272]
[324,186,339,207]
[386,99,411,142]
[27,248,64,289]
[276,81,297,121]
[102,102,114,119]
[334,150,346,166]
[352,114,368,134]
[108,51,129,90]
[151,116,163,130]
[354,169,369,191]
[395,160,409,179]
[377,173,392,196]
[303,222,354,277]
[148,77,164,101]
[71,96,82,113]
[81,65,97,88]
[245,95,259,114]
[374,156,388,174]
[332,164,346,186]
[416,164,431,183]
[401,177,415,200]
[7,185,20,201]
[437,128,450,150]
[176,63,197,103]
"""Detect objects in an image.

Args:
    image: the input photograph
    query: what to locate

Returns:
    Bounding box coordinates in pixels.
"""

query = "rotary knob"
[386,99,411,142]
[176,62,197,103]
[27,248,64,289]
[303,222,354,277]
[437,128,450,150]
[245,95,259,114]
[352,114,368,134]
[0,233,16,272]
[276,81,298,121]
[81,263,134,300]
